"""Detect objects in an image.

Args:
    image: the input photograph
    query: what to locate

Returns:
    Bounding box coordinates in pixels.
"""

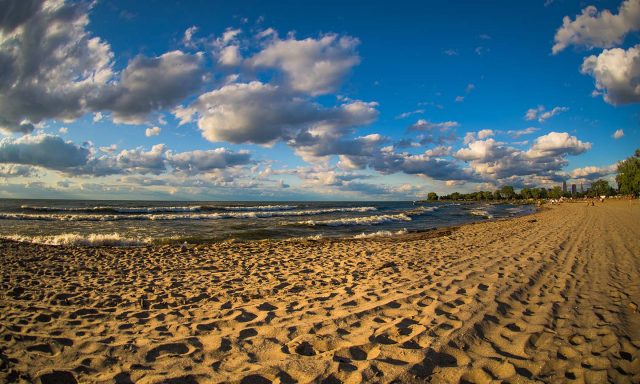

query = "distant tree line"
[423,148,640,201]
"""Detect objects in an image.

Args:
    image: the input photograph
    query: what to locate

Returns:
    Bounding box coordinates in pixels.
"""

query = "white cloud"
[0,1,206,132]
[570,164,617,180]
[407,119,459,132]
[0,164,38,178]
[455,139,511,162]
[99,144,118,154]
[477,129,494,139]
[507,127,539,138]
[524,105,568,123]
[177,81,378,146]
[93,112,104,122]
[613,129,625,139]
[526,132,591,158]
[0,134,89,170]
[552,0,640,54]
[451,132,592,183]
[249,34,360,95]
[396,109,425,119]
[581,45,640,105]
[182,25,199,47]
[167,148,252,174]
[59,127,68,134]
[145,126,161,137]
[218,45,242,66]
[100,51,205,124]
[0,0,114,133]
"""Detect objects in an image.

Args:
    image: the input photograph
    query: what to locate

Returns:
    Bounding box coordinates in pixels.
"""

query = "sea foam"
[294,213,412,227]
[3,233,153,247]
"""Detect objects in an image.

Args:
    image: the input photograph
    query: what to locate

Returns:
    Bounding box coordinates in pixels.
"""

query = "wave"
[285,234,325,241]
[2,233,154,247]
[353,228,408,239]
[405,206,438,216]
[1,206,377,221]
[21,205,202,213]
[468,209,493,219]
[294,213,412,227]
[221,204,297,211]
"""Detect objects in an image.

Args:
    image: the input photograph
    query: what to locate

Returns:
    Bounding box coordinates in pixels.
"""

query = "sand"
[1,200,639,384]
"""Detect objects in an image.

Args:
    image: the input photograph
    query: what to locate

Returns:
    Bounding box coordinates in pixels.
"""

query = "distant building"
[571,184,577,195]
[580,183,584,193]
[563,181,567,193]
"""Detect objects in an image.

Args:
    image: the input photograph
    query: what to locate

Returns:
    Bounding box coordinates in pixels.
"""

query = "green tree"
[589,179,613,197]
[530,188,541,199]
[500,185,515,200]
[521,188,532,199]
[450,192,461,200]
[616,149,640,197]
[427,192,438,201]
[549,186,563,199]
[493,190,502,200]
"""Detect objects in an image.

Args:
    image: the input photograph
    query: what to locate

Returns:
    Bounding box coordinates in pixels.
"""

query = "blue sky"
[0,0,638,200]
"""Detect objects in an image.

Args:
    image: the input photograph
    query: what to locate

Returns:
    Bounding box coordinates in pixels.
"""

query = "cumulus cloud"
[570,164,617,180]
[507,127,539,138]
[0,134,253,177]
[407,119,459,132]
[0,164,38,178]
[524,106,569,123]
[613,129,625,139]
[97,51,205,124]
[145,126,161,137]
[455,139,512,162]
[581,45,640,105]
[167,148,252,174]
[0,134,89,170]
[552,0,640,54]
[526,132,591,158]
[178,81,378,147]
[249,34,360,95]
[218,45,242,66]
[0,0,113,133]
[0,1,207,132]
[451,132,592,182]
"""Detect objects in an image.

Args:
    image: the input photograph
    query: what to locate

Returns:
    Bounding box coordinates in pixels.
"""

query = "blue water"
[0,199,534,245]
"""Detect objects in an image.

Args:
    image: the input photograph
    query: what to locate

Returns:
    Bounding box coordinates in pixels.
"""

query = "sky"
[0,0,638,200]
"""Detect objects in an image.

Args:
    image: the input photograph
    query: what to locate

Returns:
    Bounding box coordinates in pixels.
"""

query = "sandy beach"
[1,200,639,384]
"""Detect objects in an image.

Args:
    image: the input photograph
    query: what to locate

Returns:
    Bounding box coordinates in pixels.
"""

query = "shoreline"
[0,203,536,248]
[1,200,638,383]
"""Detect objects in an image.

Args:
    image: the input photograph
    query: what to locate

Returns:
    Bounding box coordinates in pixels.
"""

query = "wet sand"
[1,200,639,383]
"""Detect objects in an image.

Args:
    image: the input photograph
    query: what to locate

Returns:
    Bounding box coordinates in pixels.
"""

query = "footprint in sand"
[145,342,190,362]
[38,370,78,384]
[257,302,278,311]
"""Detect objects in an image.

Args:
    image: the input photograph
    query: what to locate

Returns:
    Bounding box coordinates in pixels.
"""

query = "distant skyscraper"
[571,184,577,195]
[580,183,584,193]
[563,181,567,193]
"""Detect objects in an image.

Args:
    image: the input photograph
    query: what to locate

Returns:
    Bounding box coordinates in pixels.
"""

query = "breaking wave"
[2,207,377,221]
[294,213,412,227]
[353,228,408,239]
[2,233,154,247]
[468,209,493,219]
[21,205,202,213]
[221,205,297,211]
